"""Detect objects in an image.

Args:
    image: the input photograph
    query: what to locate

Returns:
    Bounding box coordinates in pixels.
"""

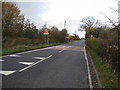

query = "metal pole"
[46,35,47,43]
[47,35,49,44]
[44,35,47,43]
[64,20,66,29]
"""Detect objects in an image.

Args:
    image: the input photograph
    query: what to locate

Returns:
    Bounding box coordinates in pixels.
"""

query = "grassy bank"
[2,43,61,55]
[87,48,119,88]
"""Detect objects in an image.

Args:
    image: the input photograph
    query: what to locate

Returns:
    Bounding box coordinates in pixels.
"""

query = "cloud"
[16,2,49,28]
[40,0,118,37]
[5,0,119,37]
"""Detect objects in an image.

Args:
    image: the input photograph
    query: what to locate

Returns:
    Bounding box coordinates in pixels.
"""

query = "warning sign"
[44,29,49,33]
[44,29,49,35]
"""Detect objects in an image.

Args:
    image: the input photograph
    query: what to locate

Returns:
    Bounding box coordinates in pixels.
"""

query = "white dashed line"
[0,71,16,76]
[9,54,21,57]
[18,62,34,65]
[34,57,46,60]
[0,59,4,61]
[58,49,65,53]
[19,55,53,72]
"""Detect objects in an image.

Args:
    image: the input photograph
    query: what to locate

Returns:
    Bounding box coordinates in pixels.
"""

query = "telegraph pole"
[64,20,66,29]
[118,1,120,24]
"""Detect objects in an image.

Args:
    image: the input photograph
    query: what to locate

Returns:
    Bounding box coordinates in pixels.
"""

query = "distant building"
[118,1,120,24]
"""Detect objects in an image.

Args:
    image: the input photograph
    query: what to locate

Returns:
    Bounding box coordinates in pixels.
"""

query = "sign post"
[43,29,49,43]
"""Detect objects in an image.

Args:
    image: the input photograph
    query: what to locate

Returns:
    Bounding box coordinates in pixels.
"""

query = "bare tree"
[79,16,97,39]
[80,16,96,30]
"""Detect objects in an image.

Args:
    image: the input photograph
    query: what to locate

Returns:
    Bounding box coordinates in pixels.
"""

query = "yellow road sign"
[44,29,49,33]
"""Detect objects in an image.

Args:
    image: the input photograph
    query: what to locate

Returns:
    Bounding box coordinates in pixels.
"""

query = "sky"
[4,0,119,38]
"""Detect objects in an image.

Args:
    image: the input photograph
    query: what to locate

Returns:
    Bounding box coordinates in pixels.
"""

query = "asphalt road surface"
[1,40,91,88]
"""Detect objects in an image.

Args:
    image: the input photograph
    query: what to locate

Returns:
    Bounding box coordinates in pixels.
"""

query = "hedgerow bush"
[86,38,120,75]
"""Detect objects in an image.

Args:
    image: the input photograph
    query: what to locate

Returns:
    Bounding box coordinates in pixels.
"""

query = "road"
[1,40,91,88]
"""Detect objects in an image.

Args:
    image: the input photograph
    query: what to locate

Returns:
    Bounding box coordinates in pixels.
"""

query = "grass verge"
[87,48,119,88]
[2,43,61,55]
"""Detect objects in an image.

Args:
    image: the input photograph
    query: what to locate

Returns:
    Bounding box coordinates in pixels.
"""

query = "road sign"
[44,33,49,35]
[43,28,49,43]
[44,29,49,35]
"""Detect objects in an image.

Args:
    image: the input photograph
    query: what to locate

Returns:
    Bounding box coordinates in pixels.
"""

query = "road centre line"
[19,55,53,72]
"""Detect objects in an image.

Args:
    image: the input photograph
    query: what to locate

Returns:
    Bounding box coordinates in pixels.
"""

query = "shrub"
[86,38,120,75]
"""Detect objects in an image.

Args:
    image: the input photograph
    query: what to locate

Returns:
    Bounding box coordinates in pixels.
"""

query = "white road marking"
[58,46,71,53]
[17,47,53,55]
[34,57,46,60]
[84,46,93,88]
[58,49,65,53]
[18,62,34,65]
[19,55,53,72]
[9,54,21,57]
[1,46,55,58]
[55,46,59,48]
[0,59,4,61]
[62,46,65,48]
[67,46,71,48]
[0,71,16,76]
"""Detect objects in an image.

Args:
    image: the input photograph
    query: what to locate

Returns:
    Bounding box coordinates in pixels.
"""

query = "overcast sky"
[5,0,119,38]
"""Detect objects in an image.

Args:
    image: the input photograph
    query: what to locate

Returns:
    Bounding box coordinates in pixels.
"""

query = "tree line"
[2,2,68,48]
